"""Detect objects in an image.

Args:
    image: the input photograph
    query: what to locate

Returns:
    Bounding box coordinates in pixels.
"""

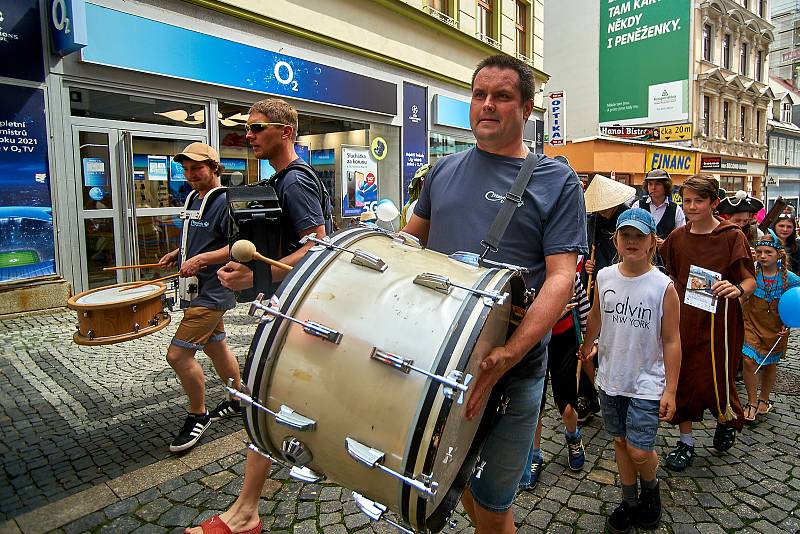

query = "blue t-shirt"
[180,192,236,311]
[414,148,588,376]
[754,269,800,301]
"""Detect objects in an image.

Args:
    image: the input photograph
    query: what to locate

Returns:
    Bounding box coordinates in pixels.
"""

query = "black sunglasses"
[244,122,287,133]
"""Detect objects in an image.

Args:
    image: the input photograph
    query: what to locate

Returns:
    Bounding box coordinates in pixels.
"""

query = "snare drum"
[241,227,524,532]
[67,282,171,345]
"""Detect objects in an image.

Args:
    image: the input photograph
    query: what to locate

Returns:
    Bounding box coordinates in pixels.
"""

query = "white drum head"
[76,284,162,305]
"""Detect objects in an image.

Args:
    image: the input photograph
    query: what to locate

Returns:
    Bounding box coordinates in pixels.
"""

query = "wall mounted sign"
[81,4,397,115]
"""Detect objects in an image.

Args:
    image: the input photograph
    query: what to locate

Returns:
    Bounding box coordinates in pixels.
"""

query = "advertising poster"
[402,82,428,204]
[0,84,55,282]
[599,0,690,125]
[0,0,45,82]
[341,146,378,217]
[147,155,169,181]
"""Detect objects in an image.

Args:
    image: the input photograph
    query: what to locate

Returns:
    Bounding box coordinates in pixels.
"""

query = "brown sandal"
[757,399,773,415]
[743,403,757,422]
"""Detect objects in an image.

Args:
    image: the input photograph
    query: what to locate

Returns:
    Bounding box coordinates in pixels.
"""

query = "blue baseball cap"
[616,207,657,234]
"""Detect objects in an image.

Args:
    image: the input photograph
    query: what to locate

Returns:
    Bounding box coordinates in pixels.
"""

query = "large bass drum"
[242,227,525,532]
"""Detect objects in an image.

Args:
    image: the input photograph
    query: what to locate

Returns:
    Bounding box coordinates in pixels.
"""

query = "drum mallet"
[231,240,293,272]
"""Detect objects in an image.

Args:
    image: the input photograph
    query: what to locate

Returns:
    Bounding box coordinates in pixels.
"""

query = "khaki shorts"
[171,306,227,351]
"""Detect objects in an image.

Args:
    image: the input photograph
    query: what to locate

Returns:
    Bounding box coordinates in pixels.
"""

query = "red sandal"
[197,515,262,534]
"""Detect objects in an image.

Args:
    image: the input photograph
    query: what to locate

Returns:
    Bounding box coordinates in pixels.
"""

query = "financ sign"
[599,0,690,126]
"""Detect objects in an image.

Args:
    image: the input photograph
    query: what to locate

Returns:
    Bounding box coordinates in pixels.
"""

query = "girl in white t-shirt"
[579,207,681,534]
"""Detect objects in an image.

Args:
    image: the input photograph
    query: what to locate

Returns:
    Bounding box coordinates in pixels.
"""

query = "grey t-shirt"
[180,191,236,310]
[414,147,588,376]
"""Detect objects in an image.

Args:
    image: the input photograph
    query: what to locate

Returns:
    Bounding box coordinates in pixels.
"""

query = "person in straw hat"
[578,175,638,423]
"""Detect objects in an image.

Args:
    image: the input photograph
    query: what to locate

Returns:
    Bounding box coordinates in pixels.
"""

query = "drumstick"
[120,273,180,292]
[230,240,293,272]
[586,245,597,296]
[103,263,162,271]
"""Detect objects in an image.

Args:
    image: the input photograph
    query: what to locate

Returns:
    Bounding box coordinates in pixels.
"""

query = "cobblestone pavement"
[1,306,799,533]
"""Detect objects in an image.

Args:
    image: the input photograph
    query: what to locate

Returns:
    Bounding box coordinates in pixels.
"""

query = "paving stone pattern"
[2,307,800,532]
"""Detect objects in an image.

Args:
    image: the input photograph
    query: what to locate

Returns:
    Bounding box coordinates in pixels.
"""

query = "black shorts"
[541,328,579,415]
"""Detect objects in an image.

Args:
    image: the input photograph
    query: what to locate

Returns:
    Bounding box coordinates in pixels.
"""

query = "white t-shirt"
[595,264,673,400]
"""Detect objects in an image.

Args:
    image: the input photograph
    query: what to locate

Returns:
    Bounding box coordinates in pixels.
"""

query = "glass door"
[72,126,206,291]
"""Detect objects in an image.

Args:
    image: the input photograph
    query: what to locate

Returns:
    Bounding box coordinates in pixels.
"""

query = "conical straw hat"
[584,174,637,213]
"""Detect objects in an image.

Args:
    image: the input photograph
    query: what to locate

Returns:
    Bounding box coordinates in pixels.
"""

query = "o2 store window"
[429,132,475,164]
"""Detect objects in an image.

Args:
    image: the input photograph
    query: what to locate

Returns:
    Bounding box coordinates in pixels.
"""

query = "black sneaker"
[637,482,662,529]
[576,395,600,424]
[664,440,694,472]
[209,399,241,422]
[607,501,636,534]
[712,423,737,452]
[169,412,211,453]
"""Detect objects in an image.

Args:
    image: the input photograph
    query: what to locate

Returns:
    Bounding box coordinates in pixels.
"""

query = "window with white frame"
[740,42,749,75]
[770,137,779,164]
[755,50,763,81]
[703,95,711,135]
[788,139,796,166]
[703,25,712,61]
[779,137,787,164]
[783,102,793,123]
[795,139,800,165]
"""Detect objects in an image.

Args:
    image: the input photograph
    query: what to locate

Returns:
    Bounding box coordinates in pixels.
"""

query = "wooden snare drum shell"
[67,282,171,345]
[242,228,519,532]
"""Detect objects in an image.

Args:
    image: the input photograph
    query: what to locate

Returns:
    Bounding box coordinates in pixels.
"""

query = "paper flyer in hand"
[685,265,721,313]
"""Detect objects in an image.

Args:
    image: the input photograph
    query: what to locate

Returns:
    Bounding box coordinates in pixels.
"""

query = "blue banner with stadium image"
[0,84,56,282]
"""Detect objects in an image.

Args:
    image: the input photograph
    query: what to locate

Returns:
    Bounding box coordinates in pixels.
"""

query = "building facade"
[769,0,800,88]
[767,76,800,211]
[0,0,547,314]
[543,0,773,199]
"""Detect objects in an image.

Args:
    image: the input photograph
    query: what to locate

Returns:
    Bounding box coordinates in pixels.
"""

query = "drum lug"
[276,406,316,431]
[249,296,342,344]
[390,231,423,249]
[87,329,95,340]
[131,304,137,312]
[133,323,140,333]
[83,311,90,318]
[413,273,507,307]
[288,465,324,483]
[224,380,316,431]
[371,348,472,405]
[300,233,387,272]
[345,437,439,499]
[352,492,417,533]
[442,446,455,464]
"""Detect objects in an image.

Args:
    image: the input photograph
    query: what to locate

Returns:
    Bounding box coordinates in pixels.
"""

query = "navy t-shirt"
[414,147,588,376]
[180,192,236,310]
[273,160,333,255]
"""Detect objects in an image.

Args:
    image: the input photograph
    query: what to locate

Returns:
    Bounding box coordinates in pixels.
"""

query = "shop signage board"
[341,146,378,218]
[81,4,397,116]
[599,0,690,126]
[599,125,659,141]
[645,147,696,174]
[49,0,88,56]
[0,0,45,82]
[431,95,470,130]
[700,157,748,173]
[658,123,692,142]
[547,91,566,146]
[0,84,56,283]
[402,82,428,204]
[781,48,800,62]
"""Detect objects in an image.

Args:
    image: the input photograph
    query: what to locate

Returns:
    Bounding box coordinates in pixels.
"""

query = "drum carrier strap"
[179,186,227,264]
[479,152,539,259]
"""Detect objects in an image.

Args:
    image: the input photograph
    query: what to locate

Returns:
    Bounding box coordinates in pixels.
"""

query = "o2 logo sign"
[51,0,72,35]
[274,61,299,92]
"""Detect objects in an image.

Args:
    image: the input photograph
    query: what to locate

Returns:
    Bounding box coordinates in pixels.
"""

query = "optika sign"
[547,91,566,147]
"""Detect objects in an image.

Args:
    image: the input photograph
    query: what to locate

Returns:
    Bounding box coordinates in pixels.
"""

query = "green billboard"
[599,0,691,125]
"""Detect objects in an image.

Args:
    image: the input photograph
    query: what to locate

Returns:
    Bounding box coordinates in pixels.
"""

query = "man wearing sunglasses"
[190,99,331,534]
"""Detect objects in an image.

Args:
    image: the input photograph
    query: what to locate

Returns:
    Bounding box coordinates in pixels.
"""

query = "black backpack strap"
[271,160,333,222]
[480,152,539,258]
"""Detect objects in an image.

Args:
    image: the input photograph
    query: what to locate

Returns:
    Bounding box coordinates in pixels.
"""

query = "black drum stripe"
[400,268,501,525]
[416,270,518,529]
[244,227,374,447]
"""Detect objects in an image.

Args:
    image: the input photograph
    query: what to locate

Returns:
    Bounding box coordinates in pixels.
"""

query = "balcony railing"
[516,52,535,67]
[422,5,459,28]
[476,32,501,49]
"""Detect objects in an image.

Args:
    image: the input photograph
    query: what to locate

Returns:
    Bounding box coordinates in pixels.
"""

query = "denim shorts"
[598,389,660,451]
[469,372,546,513]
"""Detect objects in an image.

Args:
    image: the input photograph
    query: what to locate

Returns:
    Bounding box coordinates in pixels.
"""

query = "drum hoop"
[243,226,379,453]
[67,282,166,310]
[416,269,521,531]
[399,267,504,525]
